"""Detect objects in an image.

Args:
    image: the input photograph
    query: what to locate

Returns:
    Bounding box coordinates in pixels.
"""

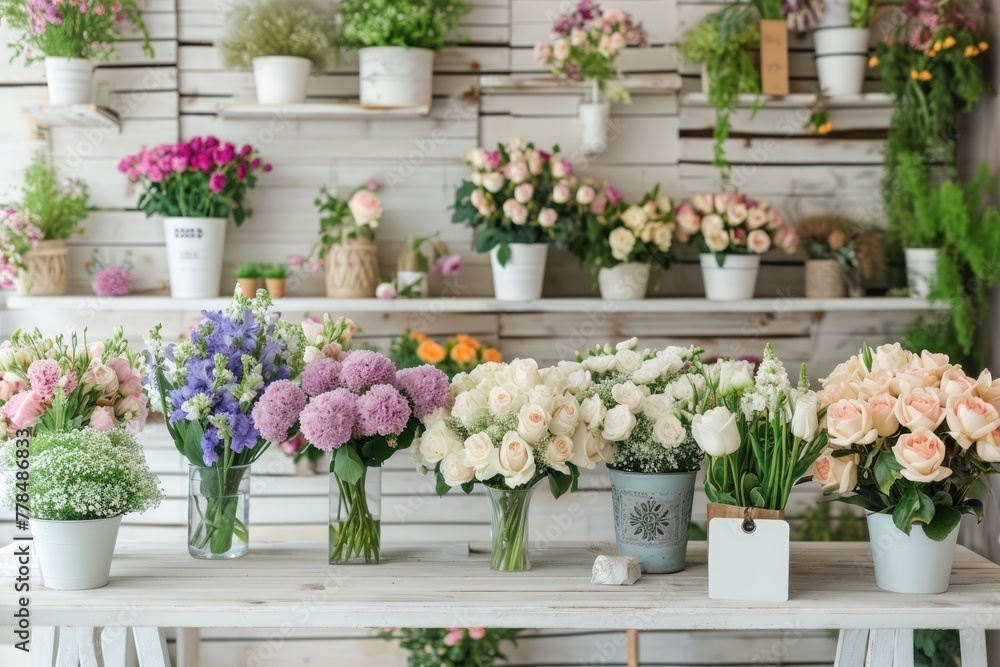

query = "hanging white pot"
[699,253,761,301]
[162,217,228,299]
[358,46,435,109]
[252,56,312,105]
[44,57,94,105]
[597,262,650,300]
[866,512,959,594]
[490,243,548,301]
[904,247,938,298]
[31,516,122,590]
[579,102,611,154]
[814,27,869,96]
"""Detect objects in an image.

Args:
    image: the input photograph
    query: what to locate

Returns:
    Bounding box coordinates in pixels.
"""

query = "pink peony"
[3,392,44,430]
[89,405,118,431]
[355,384,411,437]
[300,389,357,451]
[375,282,397,300]
[209,173,226,194]
[302,358,342,398]
[468,628,487,640]
[348,189,382,226]
[252,380,308,443]
[279,434,306,456]
[443,631,463,647]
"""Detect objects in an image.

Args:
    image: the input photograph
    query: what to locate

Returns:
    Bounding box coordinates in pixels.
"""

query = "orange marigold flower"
[449,342,477,365]
[455,334,480,350]
[964,45,979,57]
[942,36,957,49]
[868,56,879,68]
[979,41,989,51]
[417,339,445,364]
[909,69,919,79]
[410,331,428,342]
[482,347,502,363]
[919,70,933,81]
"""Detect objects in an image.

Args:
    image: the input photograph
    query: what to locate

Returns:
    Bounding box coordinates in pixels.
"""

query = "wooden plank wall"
[0,0,925,665]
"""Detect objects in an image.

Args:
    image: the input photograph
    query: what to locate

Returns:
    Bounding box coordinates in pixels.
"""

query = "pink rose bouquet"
[678,192,798,266]
[0,209,42,290]
[452,136,581,266]
[815,343,1000,541]
[0,326,149,435]
[119,136,271,226]
[253,348,450,563]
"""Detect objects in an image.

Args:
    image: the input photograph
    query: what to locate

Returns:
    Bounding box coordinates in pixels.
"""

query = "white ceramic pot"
[905,247,938,298]
[44,57,94,105]
[252,56,312,105]
[490,243,548,301]
[699,253,761,301]
[31,516,122,590]
[579,102,611,153]
[162,217,228,299]
[814,27,869,96]
[359,47,434,109]
[598,262,650,300]
[396,270,428,297]
[867,512,959,594]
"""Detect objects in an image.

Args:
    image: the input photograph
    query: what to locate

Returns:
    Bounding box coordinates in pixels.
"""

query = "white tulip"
[691,407,741,457]
[791,393,820,440]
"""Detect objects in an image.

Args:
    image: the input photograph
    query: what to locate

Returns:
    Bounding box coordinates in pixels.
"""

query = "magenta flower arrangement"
[118,136,271,225]
[253,348,450,564]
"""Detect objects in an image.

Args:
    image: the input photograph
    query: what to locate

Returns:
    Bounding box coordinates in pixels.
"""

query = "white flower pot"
[44,57,94,105]
[162,217,228,299]
[598,262,650,300]
[396,270,428,297]
[31,516,122,590]
[359,46,434,109]
[905,247,938,298]
[579,102,611,153]
[490,243,548,301]
[252,56,312,105]
[867,512,959,594]
[814,27,869,96]
[699,254,761,301]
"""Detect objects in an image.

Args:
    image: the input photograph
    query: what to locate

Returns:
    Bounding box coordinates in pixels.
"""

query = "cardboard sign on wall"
[759,20,790,96]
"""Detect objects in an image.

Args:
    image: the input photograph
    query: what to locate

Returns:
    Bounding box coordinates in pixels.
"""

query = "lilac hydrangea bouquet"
[253,348,450,564]
[145,288,305,559]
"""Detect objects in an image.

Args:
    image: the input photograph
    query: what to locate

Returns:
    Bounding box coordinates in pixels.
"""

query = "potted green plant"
[0,0,151,104]
[235,262,261,298]
[796,216,863,298]
[13,154,89,296]
[218,0,336,105]
[814,0,873,95]
[312,182,382,298]
[337,0,470,109]
[261,262,291,298]
[1,429,163,590]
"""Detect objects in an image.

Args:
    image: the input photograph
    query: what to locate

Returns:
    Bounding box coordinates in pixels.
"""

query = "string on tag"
[741,506,756,534]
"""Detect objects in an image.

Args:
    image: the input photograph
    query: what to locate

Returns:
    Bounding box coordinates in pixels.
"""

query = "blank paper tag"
[708,517,789,602]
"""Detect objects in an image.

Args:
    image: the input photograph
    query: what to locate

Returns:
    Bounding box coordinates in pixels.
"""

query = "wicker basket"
[805,259,845,298]
[16,239,69,296]
[324,239,379,298]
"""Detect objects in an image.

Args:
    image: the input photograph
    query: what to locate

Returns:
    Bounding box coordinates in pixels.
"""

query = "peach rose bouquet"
[678,193,798,266]
[815,342,1000,541]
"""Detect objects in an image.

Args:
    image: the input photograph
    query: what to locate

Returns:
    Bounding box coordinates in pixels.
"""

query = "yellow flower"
[924,49,936,57]
[909,69,920,79]
[919,70,933,81]
[942,36,957,49]
[933,40,942,51]
[979,41,989,51]
[964,45,980,57]
[817,121,834,135]
[868,56,879,68]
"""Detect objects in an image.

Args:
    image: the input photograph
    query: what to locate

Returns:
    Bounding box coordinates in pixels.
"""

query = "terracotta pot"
[706,503,784,540]
[237,277,258,299]
[805,259,845,298]
[264,278,286,299]
[17,239,69,296]
[324,239,379,298]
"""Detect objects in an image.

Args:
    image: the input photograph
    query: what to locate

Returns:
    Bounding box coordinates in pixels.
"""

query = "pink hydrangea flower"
[302,358,342,397]
[300,389,357,451]
[92,264,132,297]
[252,380,308,443]
[355,384,411,437]
[27,359,61,403]
[395,365,450,420]
[339,350,397,393]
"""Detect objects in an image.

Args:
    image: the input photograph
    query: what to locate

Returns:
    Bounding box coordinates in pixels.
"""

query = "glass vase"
[188,464,250,559]
[486,486,534,572]
[330,466,381,564]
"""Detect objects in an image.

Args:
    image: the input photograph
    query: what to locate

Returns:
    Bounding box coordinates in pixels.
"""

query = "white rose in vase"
[509,359,543,393]
[653,414,687,448]
[582,354,617,374]
[611,381,646,414]
[441,451,475,486]
[452,388,488,421]
[545,434,576,474]
[489,383,524,414]
[579,394,607,430]
[570,425,615,469]
[614,348,643,374]
[564,369,593,394]
[643,394,674,421]
[491,432,537,488]
[517,403,551,444]
[462,432,498,479]
[602,404,637,442]
[549,397,581,436]
[419,420,464,464]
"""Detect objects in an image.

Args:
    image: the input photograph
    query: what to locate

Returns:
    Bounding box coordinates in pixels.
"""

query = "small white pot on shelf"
[358,47,434,109]
[814,27,870,96]
[904,247,938,298]
[252,56,312,104]
[597,262,650,300]
[44,57,94,105]
[162,217,228,299]
[699,253,761,301]
[31,516,122,590]
[490,243,548,301]
[867,512,959,594]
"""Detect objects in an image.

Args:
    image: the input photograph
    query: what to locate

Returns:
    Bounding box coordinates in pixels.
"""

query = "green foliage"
[678,9,760,184]
[1,429,164,521]
[235,262,260,279]
[0,0,151,62]
[848,0,872,29]
[792,503,868,541]
[914,629,962,667]
[379,628,519,667]
[312,185,378,260]
[260,263,290,279]
[218,0,336,70]
[19,154,88,241]
[337,0,470,52]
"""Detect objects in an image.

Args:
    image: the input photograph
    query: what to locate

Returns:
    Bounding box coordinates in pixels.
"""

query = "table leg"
[866,629,914,667]
[834,629,869,667]
[132,628,170,667]
[625,629,638,667]
[31,627,57,667]
[959,629,988,667]
[101,627,130,667]
[175,628,200,667]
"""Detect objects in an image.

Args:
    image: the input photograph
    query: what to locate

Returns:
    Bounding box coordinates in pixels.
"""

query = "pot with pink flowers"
[119,137,271,299]
[678,193,798,301]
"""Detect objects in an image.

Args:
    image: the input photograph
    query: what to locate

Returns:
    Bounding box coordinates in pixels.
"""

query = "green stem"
[489,488,532,571]
[330,467,380,564]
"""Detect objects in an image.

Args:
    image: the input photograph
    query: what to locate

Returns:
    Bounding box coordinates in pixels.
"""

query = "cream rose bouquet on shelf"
[677,193,798,266]
[413,358,588,571]
[815,343,999,540]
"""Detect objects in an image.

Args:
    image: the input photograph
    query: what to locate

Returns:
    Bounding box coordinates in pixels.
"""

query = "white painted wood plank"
[959,629,988,667]
[834,629,869,667]
[31,627,57,667]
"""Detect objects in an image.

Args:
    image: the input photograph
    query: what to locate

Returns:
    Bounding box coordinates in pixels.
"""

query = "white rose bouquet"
[676,193,798,266]
[815,343,1000,541]
[413,358,587,570]
[689,344,829,511]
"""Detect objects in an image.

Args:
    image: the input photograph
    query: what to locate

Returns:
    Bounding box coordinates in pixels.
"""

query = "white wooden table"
[3,542,999,666]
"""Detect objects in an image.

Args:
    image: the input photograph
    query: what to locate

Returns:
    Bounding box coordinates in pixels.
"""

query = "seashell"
[591,554,641,586]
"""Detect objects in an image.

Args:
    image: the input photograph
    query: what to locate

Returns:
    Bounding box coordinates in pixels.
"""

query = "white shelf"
[2,295,947,314]
[22,104,122,131]
[480,73,682,93]
[216,102,431,120]
[681,92,893,108]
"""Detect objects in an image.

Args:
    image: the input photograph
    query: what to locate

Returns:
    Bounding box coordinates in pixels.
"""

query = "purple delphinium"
[339,350,397,393]
[302,357,342,397]
[355,384,411,437]
[92,265,132,297]
[300,389,357,451]
[395,365,450,420]
[252,380,307,443]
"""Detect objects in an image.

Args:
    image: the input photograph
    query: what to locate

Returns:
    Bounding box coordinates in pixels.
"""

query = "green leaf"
[892,484,922,534]
[930,490,953,508]
[180,421,207,468]
[749,487,766,508]
[334,446,364,485]
[873,452,903,496]
[460,481,475,495]
[958,498,984,523]
[497,242,511,267]
[548,470,573,499]
[912,491,936,526]
[923,506,962,542]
